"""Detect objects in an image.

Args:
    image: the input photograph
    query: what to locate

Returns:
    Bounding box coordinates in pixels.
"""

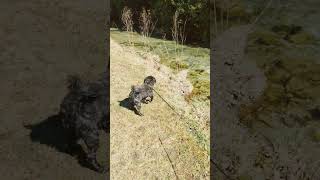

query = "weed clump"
[190,80,210,98]
[169,60,189,70]
[311,128,320,142]
[270,24,316,44]
[249,30,284,46]
[249,24,317,51]
[240,55,320,128]
[186,69,209,101]
[271,24,302,38]
[289,31,316,44]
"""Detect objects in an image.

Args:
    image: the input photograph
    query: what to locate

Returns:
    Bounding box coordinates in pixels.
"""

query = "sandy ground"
[0,0,108,179]
[110,38,209,179]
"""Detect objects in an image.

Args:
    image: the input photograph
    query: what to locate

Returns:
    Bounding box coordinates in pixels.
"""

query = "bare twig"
[226,0,230,28]
[172,11,179,44]
[159,137,179,180]
[171,10,188,68]
[121,7,134,44]
[220,1,224,31]
[250,0,273,31]
[121,7,134,32]
[181,19,188,45]
[171,10,188,45]
[213,0,218,35]
[139,8,157,38]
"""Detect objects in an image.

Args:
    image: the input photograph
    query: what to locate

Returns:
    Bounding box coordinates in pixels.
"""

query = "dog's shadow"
[119,98,133,110]
[24,114,99,171]
[119,98,141,115]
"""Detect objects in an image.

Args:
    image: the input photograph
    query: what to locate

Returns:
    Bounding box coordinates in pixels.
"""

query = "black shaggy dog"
[129,76,156,116]
[59,73,109,173]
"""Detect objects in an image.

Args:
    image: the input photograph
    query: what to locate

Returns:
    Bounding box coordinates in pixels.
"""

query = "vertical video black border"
[106,0,111,178]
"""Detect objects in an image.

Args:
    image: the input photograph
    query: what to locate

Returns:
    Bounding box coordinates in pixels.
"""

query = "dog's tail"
[66,75,82,91]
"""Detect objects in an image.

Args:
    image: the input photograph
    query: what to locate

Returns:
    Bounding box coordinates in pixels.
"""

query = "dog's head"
[66,75,82,91]
[143,76,156,87]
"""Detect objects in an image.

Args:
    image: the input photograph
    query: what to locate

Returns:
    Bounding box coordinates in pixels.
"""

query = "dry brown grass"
[139,8,156,38]
[110,38,209,179]
[121,6,134,45]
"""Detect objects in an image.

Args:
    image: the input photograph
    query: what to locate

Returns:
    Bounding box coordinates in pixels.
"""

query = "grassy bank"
[110,28,210,101]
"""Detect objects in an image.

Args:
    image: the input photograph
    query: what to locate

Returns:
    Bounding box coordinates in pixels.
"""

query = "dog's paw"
[135,109,143,116]
[144,97,151,104]
[97,166,109,174]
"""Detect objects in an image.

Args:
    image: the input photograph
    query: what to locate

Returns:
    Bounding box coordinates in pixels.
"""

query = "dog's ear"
[144,76,156,86]
[66,75,82,91]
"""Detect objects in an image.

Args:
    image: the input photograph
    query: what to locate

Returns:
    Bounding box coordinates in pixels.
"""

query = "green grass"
[110,28,210,100]
[186,69,210,101]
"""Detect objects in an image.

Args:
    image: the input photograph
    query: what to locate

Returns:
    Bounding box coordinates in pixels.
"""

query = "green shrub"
[186,69,210,101]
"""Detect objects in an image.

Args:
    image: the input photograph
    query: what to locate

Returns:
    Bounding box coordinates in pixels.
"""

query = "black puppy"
[129,76,156,116]
[60,74,108,173]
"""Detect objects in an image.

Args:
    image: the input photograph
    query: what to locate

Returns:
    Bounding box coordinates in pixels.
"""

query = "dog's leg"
[102,114,110,134]
[142,96,151,104]
[64,128,79,154]
[81,127,107,173]
[59,112,78,154]
[133,103,143,116]
[150,94,153,102]
[132,95,143,116]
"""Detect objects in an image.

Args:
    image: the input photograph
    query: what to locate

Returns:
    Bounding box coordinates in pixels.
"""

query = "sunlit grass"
[110,28,210,100]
